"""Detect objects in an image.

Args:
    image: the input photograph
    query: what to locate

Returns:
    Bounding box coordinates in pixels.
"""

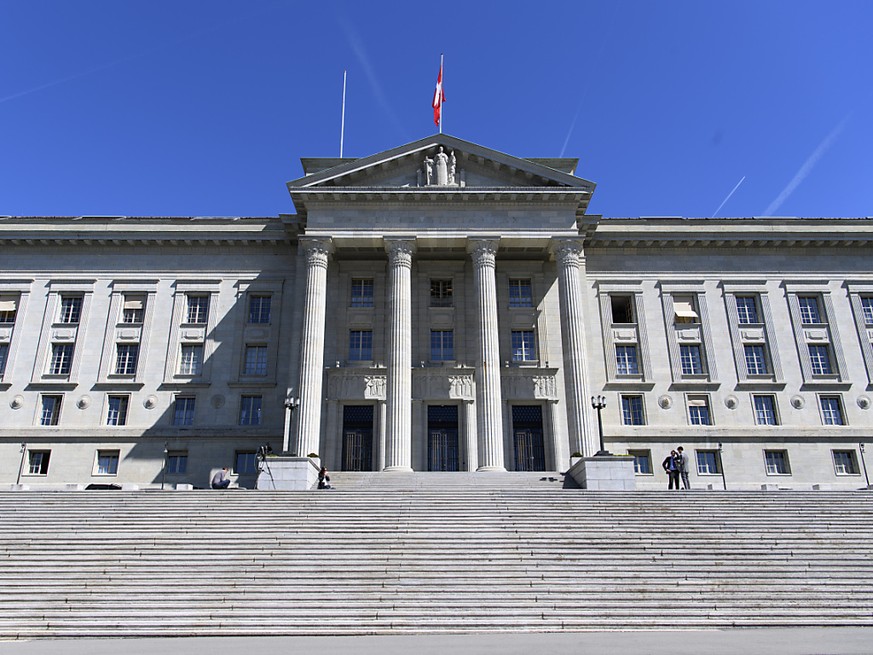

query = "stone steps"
[0,488,871,637]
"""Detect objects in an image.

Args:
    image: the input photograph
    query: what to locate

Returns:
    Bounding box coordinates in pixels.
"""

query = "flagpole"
[439,54,443,134]
[340,70,347,158]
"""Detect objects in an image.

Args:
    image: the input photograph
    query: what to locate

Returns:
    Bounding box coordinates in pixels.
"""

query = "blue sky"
[1,0,871,218]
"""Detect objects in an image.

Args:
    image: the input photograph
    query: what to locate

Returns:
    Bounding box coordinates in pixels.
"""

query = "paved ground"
[1,629,872,655]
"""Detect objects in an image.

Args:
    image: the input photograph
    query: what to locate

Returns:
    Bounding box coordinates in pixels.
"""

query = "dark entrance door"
[341,405,373,471]
[427,405,459,471]
[512,405,545,471]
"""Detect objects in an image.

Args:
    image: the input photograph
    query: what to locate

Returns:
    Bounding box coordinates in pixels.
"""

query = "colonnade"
[293,235,595,470]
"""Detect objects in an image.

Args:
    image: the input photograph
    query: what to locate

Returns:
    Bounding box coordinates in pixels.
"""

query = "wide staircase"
[1,479,872,638]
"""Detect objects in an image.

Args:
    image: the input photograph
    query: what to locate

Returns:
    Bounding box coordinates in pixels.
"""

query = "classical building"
[1,134,871,489]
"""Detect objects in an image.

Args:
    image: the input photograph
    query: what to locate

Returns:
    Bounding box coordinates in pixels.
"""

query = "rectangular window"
[122,295,145,324]
[106,395,129,426]
[862,297,873,325]
[696,450,721,475]
[350,279,374,308]
[239,395,262,426]
[615,345,639,375]
[40,395,62,426]
[688,395,711,426]
[621,395,645,426]
[764,450,791,475]
[96,450,120,475]
[179,344,203,375]
[679,344,703,375]
[349,330,373,361]
[509,279,533,308]
[833,450,859,476]
[0,294,18,324]
[27,450,51,475]
[511,330,536,362]
[798,296,822,324]
[735,296,759,324]
[430,330,454,361]
[753,395,778,426]
[610,295,635,324]
[235,451,258,474]
[243,345,268,376]
[248,295,272,324]
[58,296,82,324]
[430,279,453,307]
[808,344,832,375]
[114,344,139,376]
[628,449,652,474]
[185,295,209,324]
[0,343,8,377]
[173,397,196,426]
[167,451,188,474]
[820,396,845,425]
[673,294,699,324]
[49,343,74,375]
[744,344,769,376]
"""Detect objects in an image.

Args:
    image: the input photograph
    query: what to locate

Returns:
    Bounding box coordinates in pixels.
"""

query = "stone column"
[295,237,333,458]
[552,238,596,456]
[469,238,506,471]
[462,399,478,472]
[384,238,416,471]
[376,400,386,472]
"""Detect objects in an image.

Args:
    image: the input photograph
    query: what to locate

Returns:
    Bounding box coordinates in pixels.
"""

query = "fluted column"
[384,238,416,471]
[462,399,478,471]
[469,238,506,471]
[552,238,596,456]
[295,237,333,458]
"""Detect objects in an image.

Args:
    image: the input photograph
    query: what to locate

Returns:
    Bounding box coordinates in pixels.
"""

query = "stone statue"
[434,146,449,185]
[448,150,456,185]
[423,156,434,186]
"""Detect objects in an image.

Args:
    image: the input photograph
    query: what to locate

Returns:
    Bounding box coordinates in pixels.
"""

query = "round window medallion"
[857,396,871,410]
[143,395,158,410]
[76,395,91,410]
[790,395,805,410]
[10,395,24,410]
[725,395,739,410]
[658,395,673,410]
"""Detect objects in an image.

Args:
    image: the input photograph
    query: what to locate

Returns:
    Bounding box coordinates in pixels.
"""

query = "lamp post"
[590,395,610,456]
[718,442,727,491]
[860,443,870,489]
[160,442,169,490]
[16,443,26,485]
[284,396,300,454]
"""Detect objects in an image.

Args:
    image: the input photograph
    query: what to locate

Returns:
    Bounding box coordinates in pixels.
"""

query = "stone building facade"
[1,135,871,489]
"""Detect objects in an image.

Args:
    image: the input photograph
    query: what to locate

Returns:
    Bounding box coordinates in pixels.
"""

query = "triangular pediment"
[287,134,595,191]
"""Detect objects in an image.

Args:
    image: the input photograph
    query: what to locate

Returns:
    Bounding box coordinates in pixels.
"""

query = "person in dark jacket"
[662,451,680,490]
[317,466,331,490]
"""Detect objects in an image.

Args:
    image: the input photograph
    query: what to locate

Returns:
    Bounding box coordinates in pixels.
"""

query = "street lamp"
[718,442,727,490]
[283,396,300,454]
[860,443,871,489]
[16,443,26,485]
[161,442,169,490]
[590,395,610,456]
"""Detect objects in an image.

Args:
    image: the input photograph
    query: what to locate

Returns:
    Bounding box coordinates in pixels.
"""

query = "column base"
[477,465,507,472]
[382,466,414,472]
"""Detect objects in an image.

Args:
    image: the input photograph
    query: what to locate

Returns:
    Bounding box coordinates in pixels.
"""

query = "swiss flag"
[432,61,445,127]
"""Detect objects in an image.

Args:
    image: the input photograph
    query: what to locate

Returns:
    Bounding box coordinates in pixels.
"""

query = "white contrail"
[762,115,850,216]
[336,11,407,141]
[711,175,746,217]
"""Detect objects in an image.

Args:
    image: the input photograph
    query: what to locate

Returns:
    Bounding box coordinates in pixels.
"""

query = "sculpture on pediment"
[420,147,464,187]
[435,147,449,185]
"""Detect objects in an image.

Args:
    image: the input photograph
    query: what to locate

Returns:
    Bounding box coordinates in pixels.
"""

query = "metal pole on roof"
[340,70,347,158]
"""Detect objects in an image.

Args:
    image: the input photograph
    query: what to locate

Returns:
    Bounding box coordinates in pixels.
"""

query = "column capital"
[300,237,334,268]
[551,237,585,268]
[384,238,417,268]
[468,238,500,267]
